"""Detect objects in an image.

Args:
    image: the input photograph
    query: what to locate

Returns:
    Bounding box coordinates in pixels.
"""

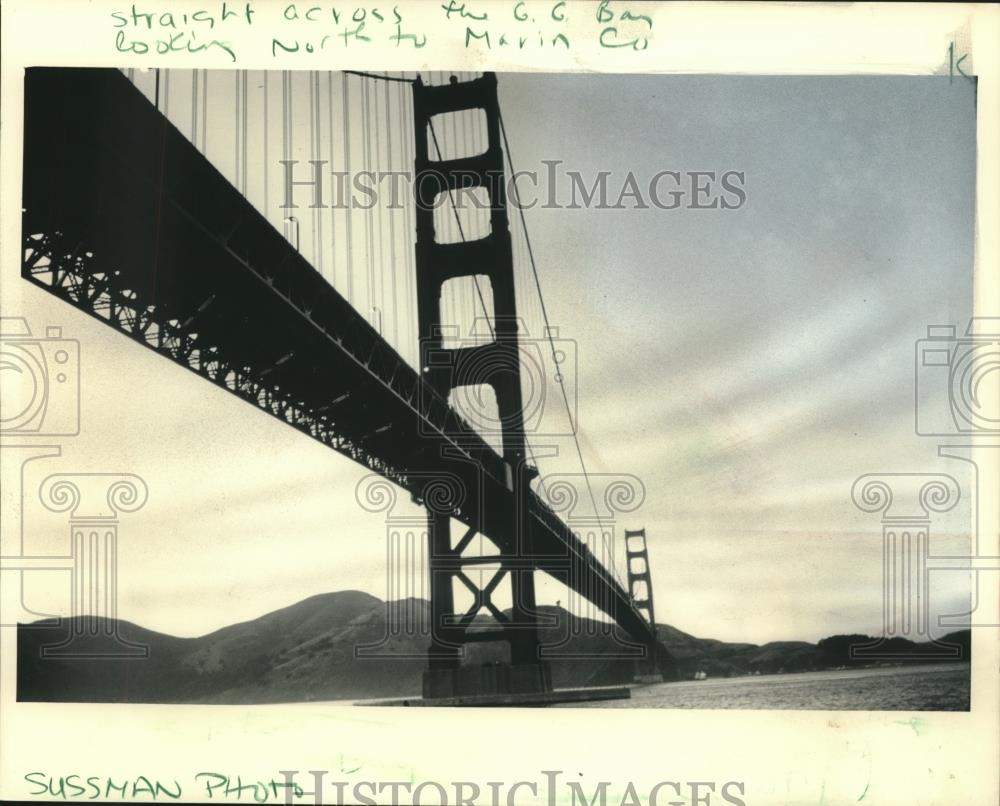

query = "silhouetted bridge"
[21,67,666,701]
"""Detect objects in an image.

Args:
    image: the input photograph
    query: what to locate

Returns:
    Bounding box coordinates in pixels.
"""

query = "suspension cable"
[497,106,623,586]
[343,70,415,84]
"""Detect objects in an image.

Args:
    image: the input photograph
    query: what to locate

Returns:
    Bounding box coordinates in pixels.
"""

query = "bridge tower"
[625,527,664,681]
[625,528,656,627]
[411,73,551,699]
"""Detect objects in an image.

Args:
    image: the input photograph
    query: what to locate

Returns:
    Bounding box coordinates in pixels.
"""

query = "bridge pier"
[423,663,553,700]
[420,488,553,700]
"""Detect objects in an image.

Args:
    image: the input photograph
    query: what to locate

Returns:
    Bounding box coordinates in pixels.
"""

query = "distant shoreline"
[655,661,970,686]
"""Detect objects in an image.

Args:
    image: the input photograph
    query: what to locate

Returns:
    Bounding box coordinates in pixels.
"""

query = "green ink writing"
[597,0,652,50]
[109,2,251,62]
[25,772,182,800]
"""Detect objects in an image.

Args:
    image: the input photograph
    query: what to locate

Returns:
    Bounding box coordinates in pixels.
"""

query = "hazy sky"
[7,70,977,644]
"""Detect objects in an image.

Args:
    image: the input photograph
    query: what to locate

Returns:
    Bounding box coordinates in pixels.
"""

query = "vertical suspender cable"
[310,70,322,275]
[263,71,270,227]
[372,81,387,339]
[361,78,376,327]
[242,71,249,194]
[400,83,418,368]
[385,81,400,348]
[191,71,199,145]
[341,73,354,305]
[327,71,338,290]
[200,71,207,153]
[234,71,241,192]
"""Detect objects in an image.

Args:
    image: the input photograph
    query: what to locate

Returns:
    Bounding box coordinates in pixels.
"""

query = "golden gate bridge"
[21,66,669,703]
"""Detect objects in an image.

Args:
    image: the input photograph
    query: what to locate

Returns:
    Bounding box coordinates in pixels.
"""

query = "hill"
[17,592,970,703]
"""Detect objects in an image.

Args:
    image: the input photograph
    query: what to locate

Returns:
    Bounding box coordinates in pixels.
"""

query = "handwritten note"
[108,1,656,62]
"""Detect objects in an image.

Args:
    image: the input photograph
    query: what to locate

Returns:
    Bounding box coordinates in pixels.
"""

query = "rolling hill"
[17,591,970,703]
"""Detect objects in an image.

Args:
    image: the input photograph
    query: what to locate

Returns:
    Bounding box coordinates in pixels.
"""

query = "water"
[562,663,970,710]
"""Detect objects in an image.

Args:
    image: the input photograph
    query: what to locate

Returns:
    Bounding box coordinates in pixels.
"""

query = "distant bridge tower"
[412,73,551,699]
[625,527,664,681]
[625,528,656,627]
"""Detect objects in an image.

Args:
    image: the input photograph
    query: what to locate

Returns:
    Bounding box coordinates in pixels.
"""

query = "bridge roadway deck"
[20,67,655,651]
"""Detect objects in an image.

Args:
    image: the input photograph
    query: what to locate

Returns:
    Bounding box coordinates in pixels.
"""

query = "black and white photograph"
[1,2,998,805]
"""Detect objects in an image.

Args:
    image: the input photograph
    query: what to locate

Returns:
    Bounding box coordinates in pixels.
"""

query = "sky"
[4,69,978,645]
